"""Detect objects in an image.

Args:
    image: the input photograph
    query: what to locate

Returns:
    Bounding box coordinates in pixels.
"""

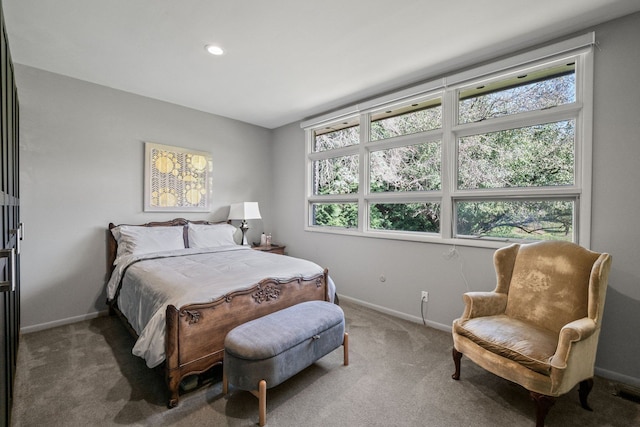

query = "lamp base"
[240,221,249,246]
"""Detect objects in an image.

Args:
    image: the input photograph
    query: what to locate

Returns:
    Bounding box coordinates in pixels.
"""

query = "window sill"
[304,225,513,250]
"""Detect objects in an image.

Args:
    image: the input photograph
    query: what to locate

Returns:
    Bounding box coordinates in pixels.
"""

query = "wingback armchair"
[451,241,611,426]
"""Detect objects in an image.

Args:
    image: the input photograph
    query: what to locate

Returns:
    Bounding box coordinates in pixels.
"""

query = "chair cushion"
[454,314,558,375]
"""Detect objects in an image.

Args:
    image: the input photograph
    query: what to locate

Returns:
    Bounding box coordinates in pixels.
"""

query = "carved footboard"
[164,269,329,407]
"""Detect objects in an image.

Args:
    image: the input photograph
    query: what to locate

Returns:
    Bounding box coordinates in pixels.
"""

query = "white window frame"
[302,33,595,249]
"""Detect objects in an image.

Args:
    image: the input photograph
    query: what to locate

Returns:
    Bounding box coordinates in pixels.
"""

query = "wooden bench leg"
[250,380,267,427]
[258,380,267,426]
[343,332,349,366]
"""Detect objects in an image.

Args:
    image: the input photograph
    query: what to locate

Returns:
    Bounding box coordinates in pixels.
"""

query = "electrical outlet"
[421,291,429,302]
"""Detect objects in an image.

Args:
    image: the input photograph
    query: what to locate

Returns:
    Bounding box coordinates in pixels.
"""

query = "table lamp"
[228,202,262,245]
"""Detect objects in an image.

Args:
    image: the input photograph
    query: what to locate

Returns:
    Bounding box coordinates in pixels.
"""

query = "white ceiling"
[3,0,640,129]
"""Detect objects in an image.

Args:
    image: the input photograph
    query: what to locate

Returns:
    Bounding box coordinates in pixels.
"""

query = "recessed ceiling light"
[205,45,224,56]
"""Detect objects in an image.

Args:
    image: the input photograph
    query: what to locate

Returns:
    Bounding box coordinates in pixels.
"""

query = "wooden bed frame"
[106,218,330,407]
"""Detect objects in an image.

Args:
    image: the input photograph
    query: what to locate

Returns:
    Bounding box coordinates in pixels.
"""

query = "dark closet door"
[0,2,20,425]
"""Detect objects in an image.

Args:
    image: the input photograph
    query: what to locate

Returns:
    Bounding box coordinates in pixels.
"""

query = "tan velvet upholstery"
[452,241,611,399]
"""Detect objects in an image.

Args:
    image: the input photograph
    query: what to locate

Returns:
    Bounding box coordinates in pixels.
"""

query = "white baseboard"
[339,294,640,388]
[595,367,640,389]
[20,310,109,334]
[338,294,451,333]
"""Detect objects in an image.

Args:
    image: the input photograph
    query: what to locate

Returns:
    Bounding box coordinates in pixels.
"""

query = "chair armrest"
[550,317,597,369]
[461,292,508,319]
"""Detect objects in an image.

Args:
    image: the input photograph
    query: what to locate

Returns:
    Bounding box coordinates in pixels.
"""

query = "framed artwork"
[144,142,213,212]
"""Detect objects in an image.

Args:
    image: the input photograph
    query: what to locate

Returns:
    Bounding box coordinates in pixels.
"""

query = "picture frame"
[144,142,213,212]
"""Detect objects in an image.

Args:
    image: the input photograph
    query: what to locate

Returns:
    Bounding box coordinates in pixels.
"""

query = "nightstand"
[252,244,286,255]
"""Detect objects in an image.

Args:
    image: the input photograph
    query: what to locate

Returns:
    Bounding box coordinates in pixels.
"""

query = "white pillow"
[111,225,185,264]
[187,223,237,248]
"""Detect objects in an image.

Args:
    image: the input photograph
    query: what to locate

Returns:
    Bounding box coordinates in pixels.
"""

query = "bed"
[105,218,334,407]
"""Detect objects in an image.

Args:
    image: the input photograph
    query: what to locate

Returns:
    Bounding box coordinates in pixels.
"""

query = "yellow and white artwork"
[144,142,212,212]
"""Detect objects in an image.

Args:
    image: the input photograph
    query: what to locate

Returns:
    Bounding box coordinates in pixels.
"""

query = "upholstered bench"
[222,300,349,426]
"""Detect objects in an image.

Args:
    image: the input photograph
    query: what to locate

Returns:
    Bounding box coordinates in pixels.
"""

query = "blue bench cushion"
[224,300,345,390]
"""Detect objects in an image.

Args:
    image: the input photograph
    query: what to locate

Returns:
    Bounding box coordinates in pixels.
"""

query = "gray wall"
[17,65,273,330]
[271,12,640,387]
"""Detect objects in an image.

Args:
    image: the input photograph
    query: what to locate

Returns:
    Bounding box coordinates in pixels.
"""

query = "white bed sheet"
[107,245,335,368]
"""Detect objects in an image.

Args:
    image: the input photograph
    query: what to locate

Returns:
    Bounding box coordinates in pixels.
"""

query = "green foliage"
[458,121,574,190]
[314,126,359,151]
[371,105,441,140]
[313,203,358,228]
[456,200,573,241]
[314,155,359,195]
[370,203,440,232]
[370,142,441,192]
[459,73,575,124]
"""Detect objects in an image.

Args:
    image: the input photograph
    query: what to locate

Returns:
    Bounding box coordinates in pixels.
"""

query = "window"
[309,117,360,229]
[304,34,594,247]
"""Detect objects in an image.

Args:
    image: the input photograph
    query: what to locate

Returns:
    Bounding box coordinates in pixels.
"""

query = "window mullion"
[308,194,360,203]
[367,192,442,203]
[366,130,442,151]
[576,50,593,247]
[453,103,582,138]
[454,188,581,199]
[440,88,456,239]
[308,145,359,161]
[359,113,370,232]
[305,129,313,228]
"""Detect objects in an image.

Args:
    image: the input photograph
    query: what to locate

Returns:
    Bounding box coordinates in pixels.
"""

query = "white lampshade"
[228,202,262,221]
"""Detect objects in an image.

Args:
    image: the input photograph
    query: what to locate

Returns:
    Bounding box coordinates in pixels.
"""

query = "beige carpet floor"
[11,300,640,426]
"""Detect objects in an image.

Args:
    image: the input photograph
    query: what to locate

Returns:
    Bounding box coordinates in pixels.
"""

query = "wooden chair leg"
[530,391,556,427]
[579,378,594,411]
[452,348,462,380]
[343,332,349,366]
